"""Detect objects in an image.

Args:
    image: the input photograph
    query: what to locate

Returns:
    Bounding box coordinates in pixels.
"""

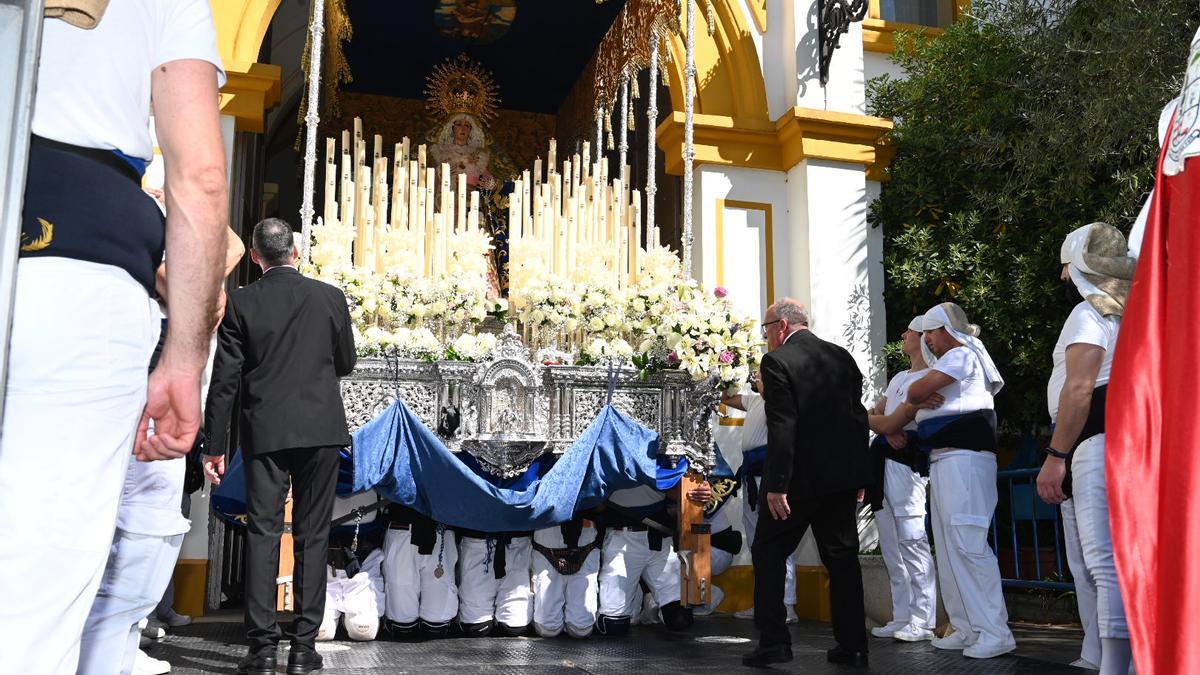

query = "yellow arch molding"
[662,0,771,123]
[209,0,282,133]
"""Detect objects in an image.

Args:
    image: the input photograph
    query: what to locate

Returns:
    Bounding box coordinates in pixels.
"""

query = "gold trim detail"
[219,62,282,133]
[20,218,53,252]
[864,0,969,53]
[749,0,767,33]
[656,108,893,178]
[715,198,775,305]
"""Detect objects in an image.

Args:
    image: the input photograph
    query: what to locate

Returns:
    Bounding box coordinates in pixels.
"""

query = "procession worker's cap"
[1060,222,1136,318]
[921,302,1005,396]
[907,316,926,332]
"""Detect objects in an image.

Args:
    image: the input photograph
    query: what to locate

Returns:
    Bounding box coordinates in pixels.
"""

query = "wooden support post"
[678,470,712,608]
[276,497,294,612]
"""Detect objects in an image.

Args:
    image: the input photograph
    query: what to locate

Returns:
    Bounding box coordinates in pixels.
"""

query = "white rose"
[588,317,605,332]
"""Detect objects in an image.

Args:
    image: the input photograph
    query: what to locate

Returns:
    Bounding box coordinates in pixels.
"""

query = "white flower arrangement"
[579,336,635,366]
[445,332,498,362]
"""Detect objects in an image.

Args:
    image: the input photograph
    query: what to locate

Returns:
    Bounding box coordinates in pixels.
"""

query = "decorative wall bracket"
[818,0,869,86]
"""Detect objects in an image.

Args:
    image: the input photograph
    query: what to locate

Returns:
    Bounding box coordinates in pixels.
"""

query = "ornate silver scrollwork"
[343,324,718,477]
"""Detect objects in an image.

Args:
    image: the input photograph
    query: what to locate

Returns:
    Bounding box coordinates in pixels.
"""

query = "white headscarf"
[921,302,1004,396]
[907,316,925,332]
[1060,222,1136,318]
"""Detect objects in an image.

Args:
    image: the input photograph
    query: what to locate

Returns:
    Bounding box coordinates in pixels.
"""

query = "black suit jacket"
[759,329,872,507]
[204,267,356,457]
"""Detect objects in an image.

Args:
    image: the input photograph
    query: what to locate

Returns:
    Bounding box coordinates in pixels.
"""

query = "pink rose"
[666,350,681,365]
[713,286,728,298]
[718,350,735,364]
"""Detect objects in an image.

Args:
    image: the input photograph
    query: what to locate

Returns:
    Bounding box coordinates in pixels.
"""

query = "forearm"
[223,227,246,277]
[869,406,913,436]
[1050,383,1094,452]
[162,175,227,370]
[720,395,745,411]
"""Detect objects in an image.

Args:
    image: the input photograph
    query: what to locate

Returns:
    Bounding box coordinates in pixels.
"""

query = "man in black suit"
[743,298,872,668]
[203,218,356,675]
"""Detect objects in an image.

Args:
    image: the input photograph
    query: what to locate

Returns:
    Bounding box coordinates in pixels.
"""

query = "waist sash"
[21,135,164,294]
[916,410,998,455]
[532,540,600,575]
[1060,383,1109,499]
[736,445,768,511]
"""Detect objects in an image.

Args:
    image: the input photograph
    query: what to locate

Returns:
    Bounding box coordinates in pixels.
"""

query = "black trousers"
[751,489,867,651]
[244,446,340,654]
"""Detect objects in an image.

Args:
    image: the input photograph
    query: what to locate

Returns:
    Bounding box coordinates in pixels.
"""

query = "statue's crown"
[425,53,500,124]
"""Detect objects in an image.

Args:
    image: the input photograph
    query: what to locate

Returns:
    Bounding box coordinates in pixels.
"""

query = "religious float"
[279,0,754,609]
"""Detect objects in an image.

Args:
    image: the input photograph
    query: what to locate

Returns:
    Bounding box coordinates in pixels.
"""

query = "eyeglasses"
[760,319,782,336]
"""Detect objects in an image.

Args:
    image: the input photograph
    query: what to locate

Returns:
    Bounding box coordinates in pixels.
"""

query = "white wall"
[864,51,906,85]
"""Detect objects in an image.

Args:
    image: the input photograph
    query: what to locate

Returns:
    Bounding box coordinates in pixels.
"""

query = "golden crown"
[424,53,501,124]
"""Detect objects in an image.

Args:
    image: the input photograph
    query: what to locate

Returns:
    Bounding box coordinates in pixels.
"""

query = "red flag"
[1107,118,1200,674]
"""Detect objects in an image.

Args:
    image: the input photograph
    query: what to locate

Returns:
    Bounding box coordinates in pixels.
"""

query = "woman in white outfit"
[904,303,1016,659]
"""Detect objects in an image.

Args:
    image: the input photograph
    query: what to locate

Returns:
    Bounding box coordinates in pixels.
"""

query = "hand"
[1036,457,1068,505]
[917,393,945,410]
[203,454,226,485]
[885,432,908,450]
[687,481,712,505]
[766,492,790,521]
[856,488,865,503]
[135,357,203,461]
[154,263,168,305]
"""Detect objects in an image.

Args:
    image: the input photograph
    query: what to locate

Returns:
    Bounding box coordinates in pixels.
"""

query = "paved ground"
[148,613,1090,674]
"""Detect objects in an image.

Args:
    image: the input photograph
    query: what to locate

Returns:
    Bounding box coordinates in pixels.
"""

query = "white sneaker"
[931,630,976,651]
[871,620,909,638]
[133,649,171,675]
[892,624,935,642]
[734,606,754,620]
[964,635,1017,659]
[785,606,799,624]
[1070,658,1100,670]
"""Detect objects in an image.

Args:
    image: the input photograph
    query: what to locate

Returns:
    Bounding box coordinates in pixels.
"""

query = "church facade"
[188,0,968,619]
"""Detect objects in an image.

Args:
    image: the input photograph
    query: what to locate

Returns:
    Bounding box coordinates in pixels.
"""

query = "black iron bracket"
[818,0,870,86]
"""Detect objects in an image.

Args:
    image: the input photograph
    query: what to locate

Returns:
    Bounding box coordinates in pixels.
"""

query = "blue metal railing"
[990,468,1074,591]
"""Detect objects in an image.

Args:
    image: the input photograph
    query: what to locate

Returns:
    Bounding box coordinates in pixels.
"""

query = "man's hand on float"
[917,393,946,410]
[203,454,226,486]
[1036,457,1068,505]
[766,492,790,520]
[136,356,203,461]
[885,432,908,450]
[687,481,713,505]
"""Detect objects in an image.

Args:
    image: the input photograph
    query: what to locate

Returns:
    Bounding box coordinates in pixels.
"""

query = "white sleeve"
[1064,306,1112,351]
[741,391,763,411]
[156,0,226,87]
[932,347,972,382]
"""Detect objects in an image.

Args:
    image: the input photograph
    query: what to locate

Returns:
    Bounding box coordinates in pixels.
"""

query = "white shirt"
[882,368,928,431]
[1047,302,1119,423]
[740,392,768,451]
[33,0,225,161]
[915,347,995,424]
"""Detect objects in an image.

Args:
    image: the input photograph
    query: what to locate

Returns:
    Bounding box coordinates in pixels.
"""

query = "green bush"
[869,0,1198,430]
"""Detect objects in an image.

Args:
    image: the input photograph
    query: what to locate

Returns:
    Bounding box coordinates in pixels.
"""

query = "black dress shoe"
[235,652,277,675]
[742,644,794,667]
[826,645,869,666]
[287,648,324,674]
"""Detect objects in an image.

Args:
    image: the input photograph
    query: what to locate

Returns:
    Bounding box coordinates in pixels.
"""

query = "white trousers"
[531,527,600,638]
[319,549,385,641]
[0,259,158,675]
[930,451,1013,646]
[1062,434,1128,661]
[381,528,459,624]
[75,530,184,675]
[743,477,797,605]
[876,459,937,630]
[456,537,534,627]
[598,529,681,617]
